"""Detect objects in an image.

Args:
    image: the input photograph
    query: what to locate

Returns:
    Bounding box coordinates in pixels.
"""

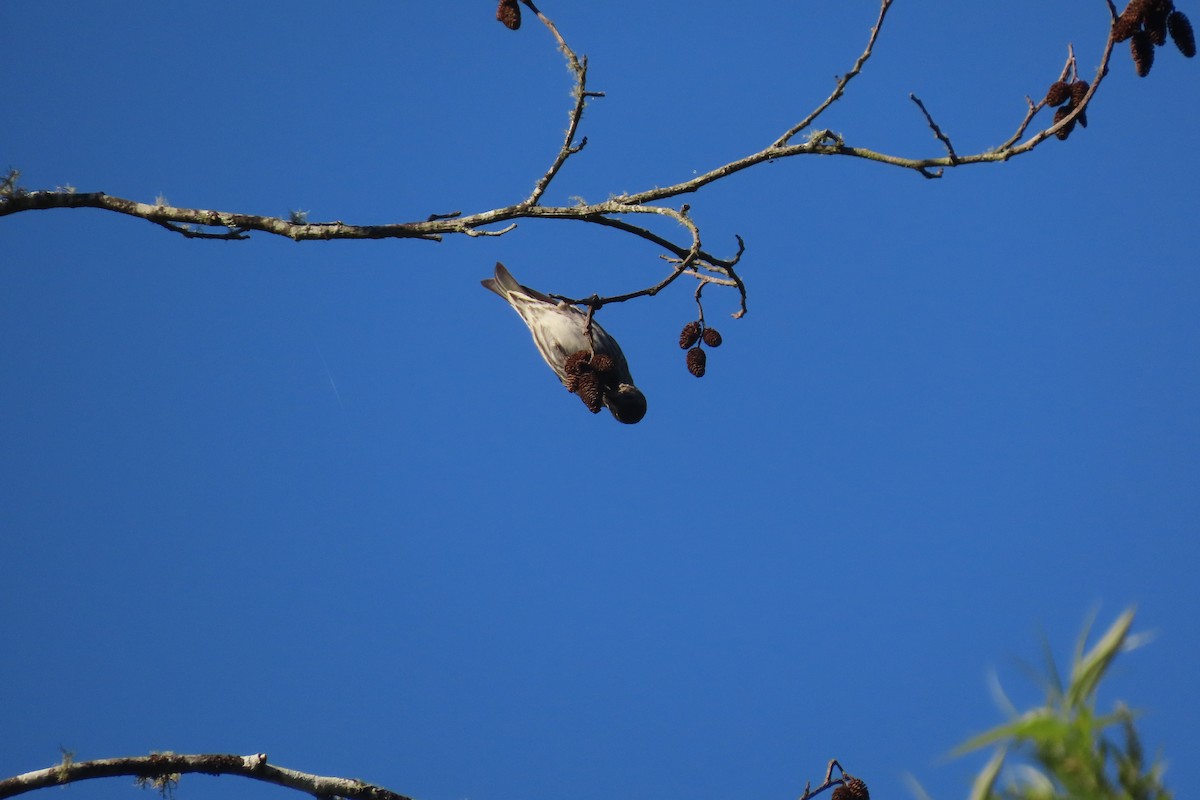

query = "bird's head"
[604,383,647,424]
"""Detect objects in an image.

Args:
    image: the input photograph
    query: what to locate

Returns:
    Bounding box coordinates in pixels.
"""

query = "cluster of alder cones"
[564,350,617,414]
[1044,79,1091,140]
[678,320,723,378]
[1114,0,1196,75]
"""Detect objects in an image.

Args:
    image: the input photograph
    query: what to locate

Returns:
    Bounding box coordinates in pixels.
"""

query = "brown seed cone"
[1132,29,1156,75]
[1147,0,1172,44]
[1122,0,1150,18]
[564,350,592,377]
[573,371,602,413]
[1069,80,1090,104]
[686,347,707,378]
[702,327,723,347]
[589,352,615,376]
[1044,81,1071,106]
[831,776,870,800]
[1053,105,1077,140]
[1169,10,1196,56]
[496,0,521,30]
[1069,80,1089,128]
[1113,12,1143,42]
[679,320,702,349]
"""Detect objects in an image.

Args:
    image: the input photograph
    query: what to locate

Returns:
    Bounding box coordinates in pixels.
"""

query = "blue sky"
[3,3,1198,800]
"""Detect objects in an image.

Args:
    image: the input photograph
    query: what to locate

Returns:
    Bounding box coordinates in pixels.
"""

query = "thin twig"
[909,94,958,163]
[552,204,703,307]
[796,759,848,800]
[773,0,896,148]
[522,0,602,206]
[150,220,248,240]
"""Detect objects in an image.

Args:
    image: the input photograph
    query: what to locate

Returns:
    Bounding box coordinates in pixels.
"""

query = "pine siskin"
[482,262,647,424]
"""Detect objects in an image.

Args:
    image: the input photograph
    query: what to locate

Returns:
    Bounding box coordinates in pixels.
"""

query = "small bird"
[482,262,647,424]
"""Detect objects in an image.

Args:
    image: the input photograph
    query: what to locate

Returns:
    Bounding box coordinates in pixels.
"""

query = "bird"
[482,262,647,424]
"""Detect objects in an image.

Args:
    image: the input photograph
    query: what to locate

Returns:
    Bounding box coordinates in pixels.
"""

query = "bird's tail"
[481,262,522,298]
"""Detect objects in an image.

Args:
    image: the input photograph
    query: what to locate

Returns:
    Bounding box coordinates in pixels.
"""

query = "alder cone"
[590,352,615,376]
[1044,81,1071,106]
[1122,0,1150,18]
[1132,30,1156,75]
[686,347,707,378]
[1113,13,1142,42]
[1146,0,1172,45]
[564,349,591,379]
[1169,10,1196,56]
[832,777,870,800]
[679,320,702,349]
[702,327,723,347]
[1070,81,1090,128]
[573,371,602,413]
[496,0,521,30]
[1069,79,1090,104]
[1053,106,1076,140]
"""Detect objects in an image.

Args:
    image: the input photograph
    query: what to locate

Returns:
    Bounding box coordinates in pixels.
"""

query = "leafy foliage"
[946,609,1170,800]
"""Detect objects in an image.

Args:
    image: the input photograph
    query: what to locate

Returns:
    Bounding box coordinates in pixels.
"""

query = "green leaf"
[967,746,1005,800]
[1038,630,1064,706]
[1009,764,1055,799]
[953,710,1063,755]
[1066,608,1134,709]
[901,773,936,800]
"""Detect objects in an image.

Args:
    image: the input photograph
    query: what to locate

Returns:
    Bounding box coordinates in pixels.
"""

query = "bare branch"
[0,1,1147,324]
[0,191,445,241]
[521,0,602,206]
[0,753,412,800]
[0,752,868,800]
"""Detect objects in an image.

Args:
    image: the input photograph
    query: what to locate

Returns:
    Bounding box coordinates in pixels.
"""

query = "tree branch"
[520,0,601,207]
[0,1,1137,321]
[0,753,412,800]
[0,752,870,800]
